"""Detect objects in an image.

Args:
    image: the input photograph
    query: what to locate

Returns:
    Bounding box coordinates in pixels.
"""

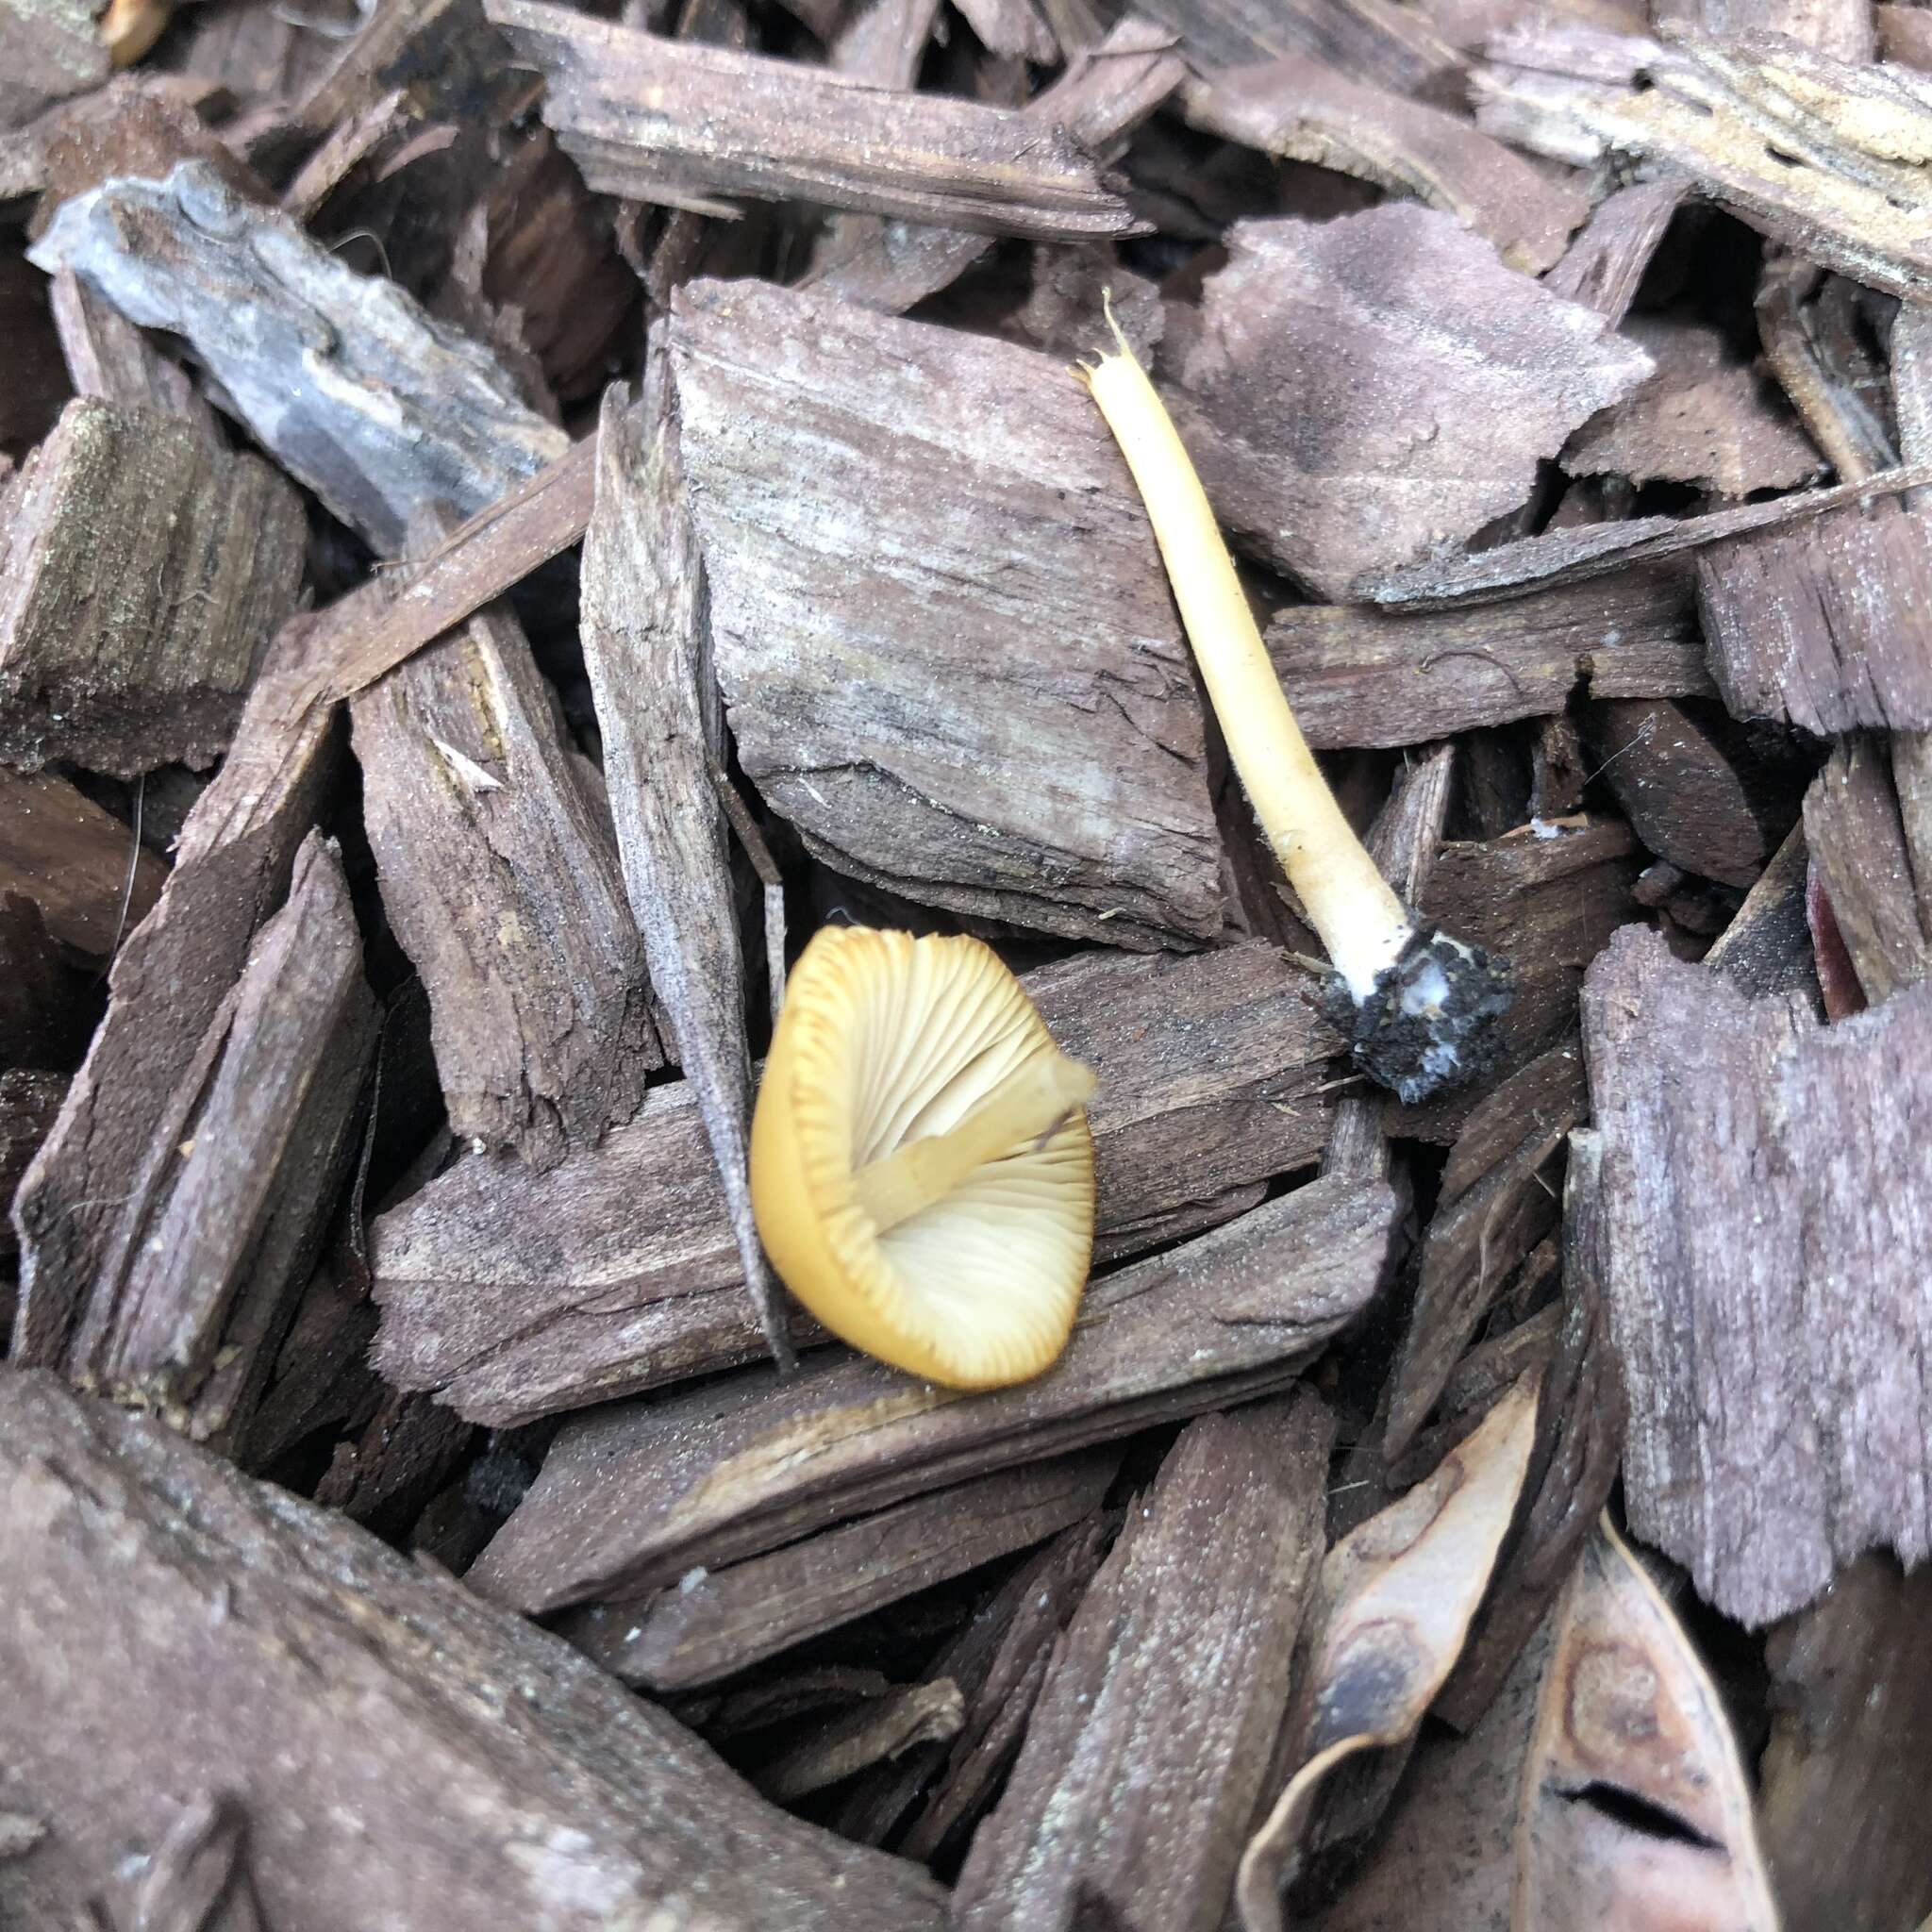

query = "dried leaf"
[1513,1516,1778,1932]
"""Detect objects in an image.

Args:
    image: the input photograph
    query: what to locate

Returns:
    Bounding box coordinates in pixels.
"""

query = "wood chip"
[0,398,306,776]
[1164,207,1652,600]
[670,276,1223,948]
[758,1681,966,1805]
[29,161,570,553]
[1703,818,1820,1001]
[1542,174,1690,322]
[0,0,108,128]
[1128,0,1462,95]
[0,766,165,959]
[1384,1041,1583,1458]
[349,552,659,1170]
[487,0,1141,240]
[563,1449,1119,1692]
[1697,502,1932,734]
[87,1794,263,1932]
[23,833,375,1444]
[1801,735,1931,1004]
[1268,568,1707,751]
[1562,315,1823,495]
[953,1392,1335,1932]
[1583,924,1932,1623]
[1760,1554,1932,1932]
[1479,27,1932,299]
[468,1175,1396,1614]
[0,1068,66,1269]
[0,1371,947,1930]
[371,940,1346,1424]
[1515,1515,1778,1931]
[581,364,778,1354]
[47,264,225,451]
[802,18,1185,315]
[1183,58,1587,275]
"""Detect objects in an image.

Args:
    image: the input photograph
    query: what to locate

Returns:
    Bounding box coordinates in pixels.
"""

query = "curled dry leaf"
[1236,1373,1541,1932]
[1513,1516,1778,1932]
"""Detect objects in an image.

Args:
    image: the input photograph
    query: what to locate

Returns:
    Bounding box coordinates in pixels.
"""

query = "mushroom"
[1077,316,1512,1103]
[750,925,1098,1389]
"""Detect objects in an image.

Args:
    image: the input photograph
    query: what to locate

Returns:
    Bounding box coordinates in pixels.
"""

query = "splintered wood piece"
[1479,29,1932,298]
[669,277,1223,949]
[953,1392,1335,1932]
[876,1515,1116,1859]
[47,833,375,1444]
[1584,924,1932,1623]
[0,399,306,776]
[313,1386,473,1535]
[1756,255,1894,482]
[581,368,777,1354]
[1697,503,1932,734]
[953,0,1057,59]
[1514,1516,1778,1932]
[371,941,1347,1424]
[1657,0,1873,57]
[1183,59,1587,275]
[1436,1128,1626,1730]
[11,626,341,1393]
[1801,736,1931,1004]
[467,1176,1396,1614]
[88,1794,263,1932]
[28,162,570,554]
[1237,1377,1541,1932]
[0,1372,947,1930]
[1267,570,1707,750]
[803,18,1185,314]
[561,1450,1119,1691]
[1128,0,1460,94]
[1304,1620,1554,1932]
[1357,458,1932,607]
[47,266,224,451]
[1395,817,1641,1141]
[277,436,596,718]
[0,767,165,959]
[486,0,1140,240]
[1166,208,1652,601]
[350,552,659,1171]
[1578,697,1771,888]
[0,1069,66,1267]
[1704,819,1819,1001]
[1543,175,1690,323]
[1384,1043,1584,1458]
[1760,1554,1932,1932]
[758,1682,966,1805]
[1561,316,1822,496]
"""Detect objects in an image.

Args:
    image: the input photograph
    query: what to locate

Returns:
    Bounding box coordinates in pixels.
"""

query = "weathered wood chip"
[487,0,1141,239]
[48,265,224,450]
[33,832,375,1445]
[0,1371,947,1929]
[1802,735,1931,1005]
[1515,1516,1778,1931]
[0,0,108,128]
[758,1682,967,1806]
[1268,569,1707,751]
[372,940,1346,1424]
[1183,58,1588,275]
[1698,502,1932,735]
[580,366,778,1355]
[669,276,1223,948]
[0,398,306,776]
[1703,818,1819,1001]
[0,1068,66,1271]
[29,161,569,553]
[87,1793,264,1932]
[1584,924,1932,1623]
[561,1448,1119,1692]
[954,1392,1335,1932]
[1562,315,1822,495]
[0,766,165,960]
[1236,1376,1540,1932]
[803,17,1185,315]
[1542,174,1690,323]
[350,542,660,1170]
[1761,1554,1932,1932]
[468,1175,1396,1614]
[1479,27,1932,298]
[1129,0,1462,95]
[1163,207,1652,601]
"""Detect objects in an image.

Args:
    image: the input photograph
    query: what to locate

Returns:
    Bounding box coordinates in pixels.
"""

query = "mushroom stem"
[1077,325,1410,1000]
[855,1049,1096,1235]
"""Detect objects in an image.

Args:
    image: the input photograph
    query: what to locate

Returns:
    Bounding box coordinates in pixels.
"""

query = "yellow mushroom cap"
[750,926,1097,1390]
